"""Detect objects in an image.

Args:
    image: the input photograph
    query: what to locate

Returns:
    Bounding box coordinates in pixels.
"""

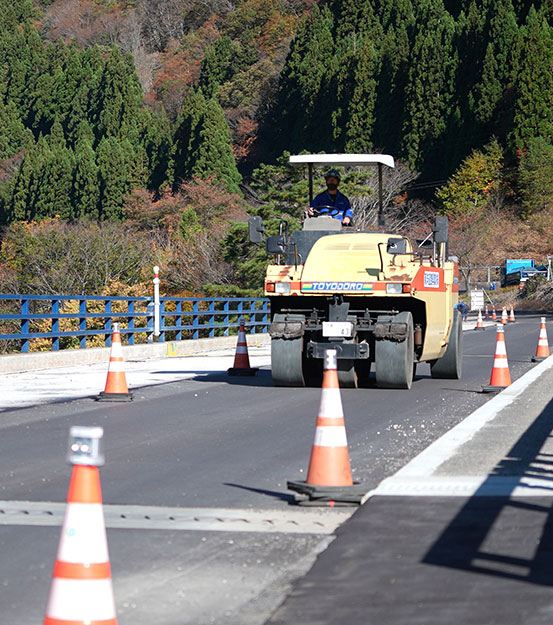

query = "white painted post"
[153,266,160,337]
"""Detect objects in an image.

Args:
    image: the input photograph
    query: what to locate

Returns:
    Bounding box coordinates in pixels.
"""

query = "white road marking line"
[368,355,553,499]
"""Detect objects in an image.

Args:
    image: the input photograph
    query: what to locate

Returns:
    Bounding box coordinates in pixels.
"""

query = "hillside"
[1,0,553,296]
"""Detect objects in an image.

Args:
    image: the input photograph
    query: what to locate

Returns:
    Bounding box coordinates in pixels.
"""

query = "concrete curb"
[0,333,271,374]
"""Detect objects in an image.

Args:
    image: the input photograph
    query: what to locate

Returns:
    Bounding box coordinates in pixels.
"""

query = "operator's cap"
[325,169,341,180]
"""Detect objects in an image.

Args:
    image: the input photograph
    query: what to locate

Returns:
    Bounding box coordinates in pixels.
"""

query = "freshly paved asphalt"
[1,312,552,624]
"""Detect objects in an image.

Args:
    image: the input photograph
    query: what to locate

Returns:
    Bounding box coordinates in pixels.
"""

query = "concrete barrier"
[0,333,271,374]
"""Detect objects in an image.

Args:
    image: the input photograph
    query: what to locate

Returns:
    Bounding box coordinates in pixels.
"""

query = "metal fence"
[0,294,270,353]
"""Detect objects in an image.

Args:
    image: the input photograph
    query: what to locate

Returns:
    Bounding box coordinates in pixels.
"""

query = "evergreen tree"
[73,136,100,219]
[171,88,208,188]
[400,2,457,171]
[344,37,381,151]
[269,5,335,156]
[192,97,242,194]
[472,0,518,128]
[199,36,234,96]
[0,99,32,159]
[509,7,553,153]
[518,136,553,213]
[38,119,74,219]
[96,136,129,220]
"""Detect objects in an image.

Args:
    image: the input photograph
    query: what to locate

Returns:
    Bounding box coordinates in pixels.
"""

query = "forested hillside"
[1,0,553,297]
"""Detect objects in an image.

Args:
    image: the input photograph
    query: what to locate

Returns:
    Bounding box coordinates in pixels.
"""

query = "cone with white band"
[228,322,258,376]
[288,350,366,505]
[475,308,485,330]
[44,427,117,625]
[532,317,550,361]
[492,308,497,320]
[501,307,508,324]
[485,305,489,319]
[482,323,511,392]
[306,349,352,486]
[509,306,516,322]
[97,323,132,401]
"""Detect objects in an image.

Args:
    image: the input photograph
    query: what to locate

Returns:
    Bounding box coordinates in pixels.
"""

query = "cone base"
[532,356,548,362]
[96,391,133,401]
[474,327,486,331]
[481,384,508,394]
[287,480,368,506]
[227,367,258,376]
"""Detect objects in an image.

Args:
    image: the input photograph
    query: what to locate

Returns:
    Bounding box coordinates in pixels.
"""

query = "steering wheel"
[308,205,353,227]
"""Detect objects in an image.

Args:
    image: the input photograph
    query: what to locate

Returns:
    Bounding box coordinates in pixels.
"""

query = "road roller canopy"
[288,154,395,168]
[289,153,395,224]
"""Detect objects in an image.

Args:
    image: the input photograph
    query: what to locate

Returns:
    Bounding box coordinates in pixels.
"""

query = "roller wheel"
[271,314,305,387]
[375,312,415,390]
[431,309,463,379]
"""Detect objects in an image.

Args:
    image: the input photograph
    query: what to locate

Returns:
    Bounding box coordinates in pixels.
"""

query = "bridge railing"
[0,294,270,353]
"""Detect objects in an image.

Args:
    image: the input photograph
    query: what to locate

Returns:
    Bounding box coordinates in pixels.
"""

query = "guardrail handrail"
[0,294,270,353]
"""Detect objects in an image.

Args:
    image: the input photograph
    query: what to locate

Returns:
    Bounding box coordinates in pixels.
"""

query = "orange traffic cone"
[306,351,353,487]
[228,322,258,376]
[492,308,497,320]
[97,322,132,401]
[44,427,117,625]
[482,323,512,392]
[532,317,550,361]
[288,350,366,505]
[475,308,485,330]
[485,305,489,319]
[501,307,508,324]
[509,306,516,322]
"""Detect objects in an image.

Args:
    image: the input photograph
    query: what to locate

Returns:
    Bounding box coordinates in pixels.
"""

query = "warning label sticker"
[424,272,440,288]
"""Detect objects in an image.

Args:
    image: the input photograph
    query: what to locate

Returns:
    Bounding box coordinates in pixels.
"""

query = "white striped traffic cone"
[305,349,353,486]
[228,322,258,376]
[482,323,511,392]
[44,461,117,624]
[287,350,366,505]
[509,306,516,322]
[97,323,132,401]
[532,317,550,361]
[501,307,508,324]
[475,308,485,330]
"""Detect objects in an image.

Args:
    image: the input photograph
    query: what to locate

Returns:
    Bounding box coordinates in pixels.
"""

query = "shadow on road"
[224,482,296,504]
[423,396,553,585]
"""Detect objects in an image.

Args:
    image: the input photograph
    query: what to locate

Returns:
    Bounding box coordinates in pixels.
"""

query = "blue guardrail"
[0,294,270,353]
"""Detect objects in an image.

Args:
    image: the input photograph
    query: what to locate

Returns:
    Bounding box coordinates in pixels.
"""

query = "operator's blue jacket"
[310,190,353,222]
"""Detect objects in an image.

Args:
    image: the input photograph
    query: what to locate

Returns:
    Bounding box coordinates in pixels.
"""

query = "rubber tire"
[271,314,305,387]
[375,311,415,390]
[430,309,463,379]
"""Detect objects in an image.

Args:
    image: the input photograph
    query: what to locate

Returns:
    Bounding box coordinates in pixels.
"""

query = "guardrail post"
[146,300,154,342]
[248,299,255,333]
[52,299,60,350]
[79,299,87,349]
[104,300,112,347]
[176,301,182,341]
[127,300,135,345]
[262,300,269,333]
[208,300,215,338]
[223,300,230,336]
[21,298,29,353]
[192,301,199,339]
[237,300,243,334]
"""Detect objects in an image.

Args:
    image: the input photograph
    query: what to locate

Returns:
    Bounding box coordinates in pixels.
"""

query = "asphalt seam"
[0,501,352,534]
